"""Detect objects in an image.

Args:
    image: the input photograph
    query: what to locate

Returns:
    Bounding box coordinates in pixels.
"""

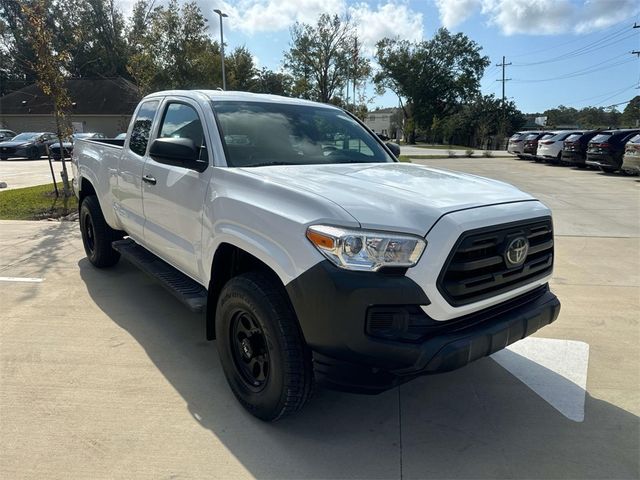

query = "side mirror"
[386,142,401,158]
[149,137,207,172]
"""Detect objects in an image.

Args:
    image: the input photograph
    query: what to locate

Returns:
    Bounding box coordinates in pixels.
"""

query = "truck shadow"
[79,258,639,479]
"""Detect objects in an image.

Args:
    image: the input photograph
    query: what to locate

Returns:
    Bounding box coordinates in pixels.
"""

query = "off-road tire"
[80,195,122,268]
[216,272,314,421]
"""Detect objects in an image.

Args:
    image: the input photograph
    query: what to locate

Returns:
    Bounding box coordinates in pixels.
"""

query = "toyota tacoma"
[72,91,560,421]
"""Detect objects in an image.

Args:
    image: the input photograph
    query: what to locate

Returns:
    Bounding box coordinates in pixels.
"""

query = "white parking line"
[0,277,44,283]
[493,337,590,422]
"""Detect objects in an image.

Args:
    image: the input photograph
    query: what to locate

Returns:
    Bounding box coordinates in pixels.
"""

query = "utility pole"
[496,55,512,106]
[213,9,228,90]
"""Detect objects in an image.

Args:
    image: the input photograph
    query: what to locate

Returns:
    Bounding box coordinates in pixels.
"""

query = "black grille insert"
[438,217,554,306]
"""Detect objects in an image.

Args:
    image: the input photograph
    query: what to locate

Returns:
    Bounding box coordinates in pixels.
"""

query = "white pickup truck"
[73,90,560,421]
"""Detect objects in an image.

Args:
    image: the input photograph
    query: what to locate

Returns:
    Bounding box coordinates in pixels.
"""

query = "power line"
[511,55,635,83]
[512,29,636,67]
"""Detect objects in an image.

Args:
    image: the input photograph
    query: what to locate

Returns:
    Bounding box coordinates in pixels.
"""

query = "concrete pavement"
[0,157,638,479]
[0,158,71,190]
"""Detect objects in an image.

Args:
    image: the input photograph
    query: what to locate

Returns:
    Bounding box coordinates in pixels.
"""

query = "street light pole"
[213,9,228,90]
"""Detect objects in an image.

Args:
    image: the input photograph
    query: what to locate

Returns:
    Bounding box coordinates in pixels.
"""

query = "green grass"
[0,183,78,220]
[409,144,470,150]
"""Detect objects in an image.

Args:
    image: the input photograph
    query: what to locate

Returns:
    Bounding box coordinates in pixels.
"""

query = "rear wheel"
[216,272,314,421]
[80,195,122,268]
[600,166,617,174]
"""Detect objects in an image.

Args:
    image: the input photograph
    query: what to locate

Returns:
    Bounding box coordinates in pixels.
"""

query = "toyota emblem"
[505,237,529,267]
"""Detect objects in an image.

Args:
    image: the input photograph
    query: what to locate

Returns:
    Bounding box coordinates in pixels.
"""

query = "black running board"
[112,239,207,312]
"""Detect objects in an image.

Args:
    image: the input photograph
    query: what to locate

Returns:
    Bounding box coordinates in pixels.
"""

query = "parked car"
[560,130,601,168]
[0,129,17,142]
[523,132,553,161]
[585,129,640,173]
[536,130,581,164]
[0,132,56,160]
[621,133,640,175]
[49,132,106,160]
[507,131,538,157]
[73,90,560,421]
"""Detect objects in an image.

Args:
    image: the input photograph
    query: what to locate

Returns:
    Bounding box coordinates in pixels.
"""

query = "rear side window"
[591,133,612,143]
[129,100,159,156]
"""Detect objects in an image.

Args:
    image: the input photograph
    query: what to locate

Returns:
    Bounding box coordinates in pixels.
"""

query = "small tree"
[21,0,72,196]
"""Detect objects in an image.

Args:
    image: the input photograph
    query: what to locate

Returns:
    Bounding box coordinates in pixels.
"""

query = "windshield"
[510,133,526,140]
[565,134,582,142]
[212,101,395,167]
[539,133,555,141]
[591,133,612,143]
[11,133,39,141]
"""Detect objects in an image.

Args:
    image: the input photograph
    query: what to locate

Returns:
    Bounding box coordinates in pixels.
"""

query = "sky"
[121,0,640,113]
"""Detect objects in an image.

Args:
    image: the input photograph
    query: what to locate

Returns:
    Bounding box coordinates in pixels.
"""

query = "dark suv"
[522,132,552,160]
[561,130,601,168]
[585,129,640,173]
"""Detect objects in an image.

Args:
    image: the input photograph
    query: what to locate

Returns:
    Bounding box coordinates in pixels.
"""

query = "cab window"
[129,100,159,156]
[158,103,206,160]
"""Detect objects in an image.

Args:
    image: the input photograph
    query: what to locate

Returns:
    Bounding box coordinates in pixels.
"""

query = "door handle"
[142,174,156,185]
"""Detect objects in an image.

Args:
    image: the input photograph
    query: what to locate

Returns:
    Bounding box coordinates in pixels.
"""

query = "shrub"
[465,149,474,157]
[447,150,456,158]
[482,150,493,157]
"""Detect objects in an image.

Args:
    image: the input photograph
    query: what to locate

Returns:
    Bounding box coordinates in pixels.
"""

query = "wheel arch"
[206,243,295,340]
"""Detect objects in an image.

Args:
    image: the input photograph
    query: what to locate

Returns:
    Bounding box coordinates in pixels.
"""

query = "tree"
[284,14,369,104]
[620,96,640,128]
[254,68,293,96]
[225,46,257,91]
[374,28,489,143]
[126,0,221,93]
[20,0,72,196]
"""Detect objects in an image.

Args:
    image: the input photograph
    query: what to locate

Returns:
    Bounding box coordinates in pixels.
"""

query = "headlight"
[306,225,426,271]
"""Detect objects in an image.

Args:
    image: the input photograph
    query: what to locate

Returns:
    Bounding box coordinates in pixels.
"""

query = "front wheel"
[216,272,314,421]
[80,195,122,268]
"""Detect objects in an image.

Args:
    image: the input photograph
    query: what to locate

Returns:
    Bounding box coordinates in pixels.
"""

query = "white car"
[536,130,582,163]
[508,131,538,157]
[73,90,560,421]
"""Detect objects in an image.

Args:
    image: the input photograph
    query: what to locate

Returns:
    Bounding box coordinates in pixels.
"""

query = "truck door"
[141,98,211,281]
[113,99,160,241]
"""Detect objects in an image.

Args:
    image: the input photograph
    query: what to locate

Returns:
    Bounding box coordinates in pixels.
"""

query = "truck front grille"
[437,217,554,306]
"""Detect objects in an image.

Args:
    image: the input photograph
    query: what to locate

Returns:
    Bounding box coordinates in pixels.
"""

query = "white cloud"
[434,0,481,29]
[350,2,424,53]
[434,0,640,35]
[213,0,347,35]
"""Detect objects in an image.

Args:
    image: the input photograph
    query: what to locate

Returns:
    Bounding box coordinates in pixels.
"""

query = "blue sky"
[124,0,640,113]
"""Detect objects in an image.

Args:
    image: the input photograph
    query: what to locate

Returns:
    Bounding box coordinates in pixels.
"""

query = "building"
[0,78,140,137]
[364,107,401,139]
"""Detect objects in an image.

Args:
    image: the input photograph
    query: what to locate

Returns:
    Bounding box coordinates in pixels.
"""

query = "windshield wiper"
[247,161,295,167]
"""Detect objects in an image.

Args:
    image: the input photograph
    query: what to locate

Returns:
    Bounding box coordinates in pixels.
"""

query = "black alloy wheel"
[230,309,270,391]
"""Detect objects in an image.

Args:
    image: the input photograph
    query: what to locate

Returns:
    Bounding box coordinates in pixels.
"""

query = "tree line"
[1,0,637,146]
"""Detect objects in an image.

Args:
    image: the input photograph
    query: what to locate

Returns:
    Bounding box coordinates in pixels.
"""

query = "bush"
[482,150,493,157]
[465,149,474,157]
[447,150,456,158]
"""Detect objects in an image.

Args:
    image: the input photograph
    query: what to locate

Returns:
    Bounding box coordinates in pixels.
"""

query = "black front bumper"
[286,261,560,393]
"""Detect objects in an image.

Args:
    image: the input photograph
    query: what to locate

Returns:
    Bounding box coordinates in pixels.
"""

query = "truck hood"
[241,162,535,236]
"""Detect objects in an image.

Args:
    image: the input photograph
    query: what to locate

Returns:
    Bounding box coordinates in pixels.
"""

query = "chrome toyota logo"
[505,237,529,267]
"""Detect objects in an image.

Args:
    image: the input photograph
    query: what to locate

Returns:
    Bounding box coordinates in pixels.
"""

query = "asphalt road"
[0,157,638,479]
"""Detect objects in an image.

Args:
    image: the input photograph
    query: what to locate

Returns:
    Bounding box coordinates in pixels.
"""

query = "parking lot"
[0,157,638,479]
[0,158,69,190]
